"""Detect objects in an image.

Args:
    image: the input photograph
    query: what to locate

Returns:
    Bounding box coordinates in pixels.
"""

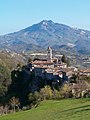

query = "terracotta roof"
[33,60,54,65]
[34,65,49,69]
[60,68,73,72]
[79,69,90,73]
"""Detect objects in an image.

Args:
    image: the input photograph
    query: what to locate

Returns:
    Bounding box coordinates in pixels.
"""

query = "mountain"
[0,20,90,54]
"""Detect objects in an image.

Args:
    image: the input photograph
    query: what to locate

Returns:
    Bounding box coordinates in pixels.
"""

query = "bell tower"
[47,47,52,62]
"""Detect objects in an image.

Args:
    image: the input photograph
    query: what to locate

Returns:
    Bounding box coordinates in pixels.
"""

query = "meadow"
[0,98,90,120]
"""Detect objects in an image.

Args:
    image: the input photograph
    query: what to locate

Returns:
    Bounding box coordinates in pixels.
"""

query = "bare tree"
[9,97,20,113]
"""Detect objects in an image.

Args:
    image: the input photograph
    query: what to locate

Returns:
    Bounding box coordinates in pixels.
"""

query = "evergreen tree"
[61,54,67,63]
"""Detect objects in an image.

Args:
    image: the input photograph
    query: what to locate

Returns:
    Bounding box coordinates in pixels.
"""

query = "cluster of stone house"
[79,69,90,76]
[26,47,90,85]
[28,47,78,83]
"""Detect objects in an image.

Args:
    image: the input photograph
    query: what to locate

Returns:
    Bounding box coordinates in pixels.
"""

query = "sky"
[0,0,90,35]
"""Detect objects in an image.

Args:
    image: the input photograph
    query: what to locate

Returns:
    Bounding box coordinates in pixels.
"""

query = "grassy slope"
[0,99,90,120]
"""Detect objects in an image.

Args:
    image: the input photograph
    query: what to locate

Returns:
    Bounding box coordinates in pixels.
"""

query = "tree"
[60,84,71,98]
[70,74,78,83]
[34,91,41,102]
[28,93,35,103]
[71,80,90,98]
[28,91,41,107]
[0,64,11,104]
[53,89,61,99]
[61,54,67,63]
[27,58,32,63]
[66,59,70,67]
[40,86,53,100]
[9,97,20,113]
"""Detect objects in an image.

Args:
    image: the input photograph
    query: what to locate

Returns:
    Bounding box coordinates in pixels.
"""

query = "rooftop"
[33,60,54,65]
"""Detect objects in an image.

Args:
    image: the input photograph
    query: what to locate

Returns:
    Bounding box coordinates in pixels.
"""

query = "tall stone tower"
[47,47,52,62]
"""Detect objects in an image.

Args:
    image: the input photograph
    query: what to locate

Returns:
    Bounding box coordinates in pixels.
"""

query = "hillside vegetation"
[0,51,25,70]
[0,99,90,120]
[0,51,25,103]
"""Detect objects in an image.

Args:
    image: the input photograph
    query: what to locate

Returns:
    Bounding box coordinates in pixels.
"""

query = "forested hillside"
[0,51,25,103]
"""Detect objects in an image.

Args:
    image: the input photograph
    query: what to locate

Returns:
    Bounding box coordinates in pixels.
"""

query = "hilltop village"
[25,47,90,84]
[27,47,78,83]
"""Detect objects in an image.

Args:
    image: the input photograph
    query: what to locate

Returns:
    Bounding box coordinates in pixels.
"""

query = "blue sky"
[0,0,90,35]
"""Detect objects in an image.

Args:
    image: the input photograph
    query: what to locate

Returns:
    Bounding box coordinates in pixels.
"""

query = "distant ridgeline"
[0,20,90,54]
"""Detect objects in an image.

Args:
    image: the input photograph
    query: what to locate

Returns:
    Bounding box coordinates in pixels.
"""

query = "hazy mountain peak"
[0,20,90,54]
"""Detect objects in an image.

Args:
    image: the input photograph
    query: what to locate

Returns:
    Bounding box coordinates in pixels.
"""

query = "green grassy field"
[0,98,90,120]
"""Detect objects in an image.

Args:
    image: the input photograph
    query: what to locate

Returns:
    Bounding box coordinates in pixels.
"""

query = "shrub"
[60,84,71,98]
[40,86,53,100]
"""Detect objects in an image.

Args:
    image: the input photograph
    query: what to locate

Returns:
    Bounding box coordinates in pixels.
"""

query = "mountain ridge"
[0,20,90,54]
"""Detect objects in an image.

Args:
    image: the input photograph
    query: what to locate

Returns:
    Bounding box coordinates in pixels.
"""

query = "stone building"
[29,47,74,82]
